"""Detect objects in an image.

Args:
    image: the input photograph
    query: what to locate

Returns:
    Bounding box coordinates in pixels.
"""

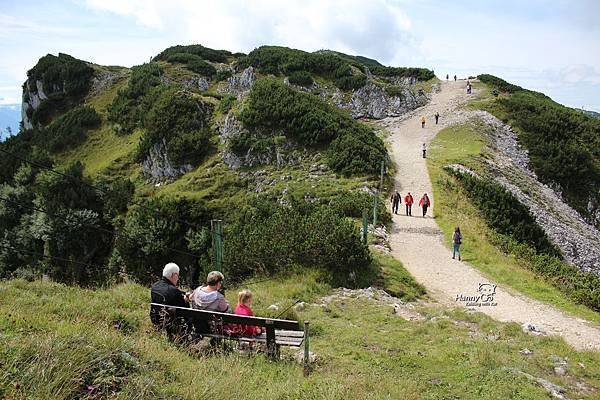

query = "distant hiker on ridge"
[419,193,431,217]
[452,227,463,260]
[454,75,457,81]
[446,74,449,80]
[421,116,426,128]
[435,112,440,124]
[422,143,427,158]
[404,192,414,216]
[391,190,401,214]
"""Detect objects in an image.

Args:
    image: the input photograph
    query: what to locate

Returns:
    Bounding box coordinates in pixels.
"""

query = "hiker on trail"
[435,112,440,124]
[150,263,191,334]
[192,271,231,313]
[391,190,401,214]
[421,116,426,128]
[422,143,427,158]
[446,74,449,80]
[235,289,263,336]
[404,192,414,216]
[419,193,431,217]
[454,75,457,81]
[452,227,463,261]
[466,81,472,94]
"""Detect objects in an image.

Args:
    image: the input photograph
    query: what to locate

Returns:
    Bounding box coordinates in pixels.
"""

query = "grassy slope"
[3,270,600,399]
[427,122,600,325]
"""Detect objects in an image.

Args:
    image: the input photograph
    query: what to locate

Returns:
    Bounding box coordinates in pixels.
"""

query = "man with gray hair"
[150,262,189,326]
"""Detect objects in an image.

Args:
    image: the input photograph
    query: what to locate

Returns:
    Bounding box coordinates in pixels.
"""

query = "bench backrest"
[150,303,301,331]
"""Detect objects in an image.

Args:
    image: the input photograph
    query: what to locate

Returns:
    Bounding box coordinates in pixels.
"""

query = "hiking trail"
[379,79,600,351]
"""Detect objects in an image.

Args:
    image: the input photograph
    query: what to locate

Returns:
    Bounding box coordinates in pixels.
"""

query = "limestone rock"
[141,138,193,182]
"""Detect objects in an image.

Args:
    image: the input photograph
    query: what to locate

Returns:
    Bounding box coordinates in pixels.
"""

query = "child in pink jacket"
[235,289,262,336]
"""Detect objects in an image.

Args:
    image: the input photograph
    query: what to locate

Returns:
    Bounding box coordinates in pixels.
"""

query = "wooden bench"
[151,303,310,363]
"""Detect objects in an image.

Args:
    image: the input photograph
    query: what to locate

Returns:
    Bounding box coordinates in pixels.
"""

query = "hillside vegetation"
[0,44,435,290]
[477,74,600,227]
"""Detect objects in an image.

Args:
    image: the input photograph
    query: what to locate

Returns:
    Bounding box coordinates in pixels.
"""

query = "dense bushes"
[497,91,600,222]
[115,197,210,285]
[477,74,522,93]
[244,46,367,90]
[223,198,372,287]
[43,106,101,152]
[240,78,387,175]
[370,66,435,81]
[329,191,391,225]
[108,63,162,135]
[448,169,559,256]
[26,53,94,126]
[288,70,313,87]
[480,75,600,224]
[166,53,217,77]
[154,44,232,63]
[136,87,213,165]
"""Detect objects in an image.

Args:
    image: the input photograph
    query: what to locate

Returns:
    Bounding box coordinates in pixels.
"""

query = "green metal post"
[372,194,378,226]
[211,220,223,272]
[362,208,369,244]
[379,160,385,191]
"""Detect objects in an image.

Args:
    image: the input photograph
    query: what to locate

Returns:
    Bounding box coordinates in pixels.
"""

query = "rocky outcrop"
[219,67,256,97]
[21,80,50,130]
[88,69,128,98]
[141,138,193,182]
[332,81,428,119]
[219,112,306,170]
[453,110,600,275]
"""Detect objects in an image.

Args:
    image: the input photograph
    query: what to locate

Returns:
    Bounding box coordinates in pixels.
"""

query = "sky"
[0,0,599,113]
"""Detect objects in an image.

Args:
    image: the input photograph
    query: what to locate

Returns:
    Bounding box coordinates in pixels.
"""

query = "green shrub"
[116,197,210,284]
[385,86,404,97]
[246,46,368,90]
[223,198,372,287]
[218,95,236,114]
[370,66,435,81]
[215,69,233,82]
[166,52,202,64]
[288,70,313,87]
[137,87,214,166]
[154,44,231,63]
[447,169,559,256]
[240,78,386,175]
[187,59,217,77]
[329,191,391,225]
[108,63,163,135]
[43,105,101,152]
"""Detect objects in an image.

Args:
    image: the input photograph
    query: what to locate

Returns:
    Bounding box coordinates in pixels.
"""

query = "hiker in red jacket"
[419,193,431,217]
[404,192,414,216]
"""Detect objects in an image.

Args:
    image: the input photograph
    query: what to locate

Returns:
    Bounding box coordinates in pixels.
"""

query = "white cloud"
[82,0,416,64]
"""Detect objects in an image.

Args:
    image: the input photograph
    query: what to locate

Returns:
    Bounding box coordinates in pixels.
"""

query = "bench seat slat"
[203,333,304,347]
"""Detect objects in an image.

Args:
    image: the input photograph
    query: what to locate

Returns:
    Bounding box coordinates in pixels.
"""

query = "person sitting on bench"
[191,271,232,313]
[235,289,263,336]
[150,262,190,335]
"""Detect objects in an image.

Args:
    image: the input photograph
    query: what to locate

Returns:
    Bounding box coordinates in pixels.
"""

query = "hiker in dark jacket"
[150,263,190,335]
[391,190,401,214]
[435,112,440,124]
[452,227,463,260]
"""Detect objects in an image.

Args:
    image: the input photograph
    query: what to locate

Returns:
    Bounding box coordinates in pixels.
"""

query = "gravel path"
[379,80,600,351]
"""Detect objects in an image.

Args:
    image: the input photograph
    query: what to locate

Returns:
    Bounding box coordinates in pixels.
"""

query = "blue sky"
[1,0,599,112]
